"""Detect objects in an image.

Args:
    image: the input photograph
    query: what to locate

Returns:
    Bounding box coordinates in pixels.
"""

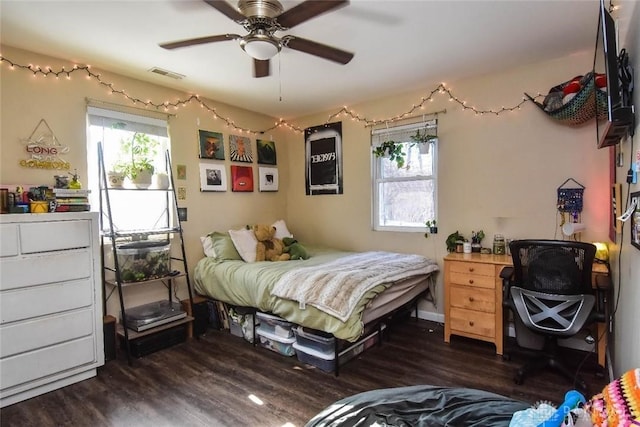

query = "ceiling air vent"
[148,67,185,80]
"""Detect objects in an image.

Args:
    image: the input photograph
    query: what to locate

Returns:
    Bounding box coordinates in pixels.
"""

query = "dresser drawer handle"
[469,321,474,327]
[468,267,475,272]
[468,279,474,284]
[468,297,474,302]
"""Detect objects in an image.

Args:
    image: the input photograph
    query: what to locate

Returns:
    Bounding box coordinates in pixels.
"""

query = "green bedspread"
[193,246,417,342]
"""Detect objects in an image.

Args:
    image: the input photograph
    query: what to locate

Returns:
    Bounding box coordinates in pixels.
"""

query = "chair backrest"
[508,240,597,337]
[509,240,596,295]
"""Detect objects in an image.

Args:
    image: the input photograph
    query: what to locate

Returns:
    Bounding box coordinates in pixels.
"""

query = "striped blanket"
[271,251,439,322]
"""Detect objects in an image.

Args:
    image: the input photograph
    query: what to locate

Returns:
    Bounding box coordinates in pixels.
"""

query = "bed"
[193,244,439,343]
[306,369,640,426]
[305,385,530,427]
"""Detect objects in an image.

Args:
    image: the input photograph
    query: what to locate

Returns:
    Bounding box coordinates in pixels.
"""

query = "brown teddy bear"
[253,224,290,262]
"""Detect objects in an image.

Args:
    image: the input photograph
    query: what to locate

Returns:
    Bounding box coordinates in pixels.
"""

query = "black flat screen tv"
[593,0,634,149]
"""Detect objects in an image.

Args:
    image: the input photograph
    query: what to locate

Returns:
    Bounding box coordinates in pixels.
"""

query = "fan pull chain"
[278,54,283,102]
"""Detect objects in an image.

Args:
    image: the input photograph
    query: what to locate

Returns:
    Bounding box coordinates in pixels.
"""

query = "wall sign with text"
[304,122,343,195]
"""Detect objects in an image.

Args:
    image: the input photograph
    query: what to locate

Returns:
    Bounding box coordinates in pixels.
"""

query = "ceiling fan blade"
[284,36,354,65]
[202,0,246,22]
[276,0,348,29]
[160,34,241,50]
[253,59,270,78]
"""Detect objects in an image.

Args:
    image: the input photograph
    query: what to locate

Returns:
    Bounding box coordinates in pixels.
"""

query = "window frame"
[371,120,438,232]
[86,105,172,234]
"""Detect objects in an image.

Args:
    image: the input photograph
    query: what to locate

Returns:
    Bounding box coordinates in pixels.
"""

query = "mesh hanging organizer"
[525,72,609,126]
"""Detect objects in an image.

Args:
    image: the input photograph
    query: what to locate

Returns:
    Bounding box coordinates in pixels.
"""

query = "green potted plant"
[372,140,406,169]
[471,230,485,253]
[373,129,437,169]
[446,231,464,253]
[410,128,437,154]
[424,220,438,238]
[111,132,158,189]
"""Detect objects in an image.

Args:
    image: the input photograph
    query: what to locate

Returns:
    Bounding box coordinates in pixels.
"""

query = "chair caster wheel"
[514,372,524,385]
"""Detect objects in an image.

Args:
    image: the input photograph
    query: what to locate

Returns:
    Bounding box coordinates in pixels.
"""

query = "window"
[372,120,437,231]
[87,106,170,232]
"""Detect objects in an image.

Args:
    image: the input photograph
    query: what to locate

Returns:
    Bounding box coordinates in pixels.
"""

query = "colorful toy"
[537,390,586,427]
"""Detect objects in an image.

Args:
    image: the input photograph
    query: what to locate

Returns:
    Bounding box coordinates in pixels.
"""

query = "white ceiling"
[0,0,634,119]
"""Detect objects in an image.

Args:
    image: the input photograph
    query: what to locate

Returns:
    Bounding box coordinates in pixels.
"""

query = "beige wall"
[286,51,611,316]
[0,45,287,314]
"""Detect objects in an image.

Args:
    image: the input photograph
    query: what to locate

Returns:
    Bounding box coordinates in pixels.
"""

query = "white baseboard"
[416,309,444,324]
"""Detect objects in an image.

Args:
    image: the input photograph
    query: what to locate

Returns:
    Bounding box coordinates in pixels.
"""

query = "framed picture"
[231,165,254,192]
[304,121,343,195]
[176,164,187,180]
[259,167,278,192]
[199,163,227,192]
[229,134,253,163]
[177,207,188,222]
[257,139,277,165]
[631,191,640,250]
[199,130,225,160]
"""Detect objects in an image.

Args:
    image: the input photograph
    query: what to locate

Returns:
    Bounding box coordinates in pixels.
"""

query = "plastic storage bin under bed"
[256,312,295,338]
[256,325,296,356]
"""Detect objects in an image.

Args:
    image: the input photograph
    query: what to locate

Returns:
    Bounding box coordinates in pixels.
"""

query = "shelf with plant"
[424,220,438,238]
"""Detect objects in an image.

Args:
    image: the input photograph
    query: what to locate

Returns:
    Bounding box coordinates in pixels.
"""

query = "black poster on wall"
[304,122,343,195]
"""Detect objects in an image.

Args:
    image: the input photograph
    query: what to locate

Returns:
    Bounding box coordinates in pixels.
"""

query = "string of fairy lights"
[1,55,542,135]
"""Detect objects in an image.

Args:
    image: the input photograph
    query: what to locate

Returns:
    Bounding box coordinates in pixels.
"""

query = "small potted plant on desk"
[446,231,464,253]
[471,230,485,253]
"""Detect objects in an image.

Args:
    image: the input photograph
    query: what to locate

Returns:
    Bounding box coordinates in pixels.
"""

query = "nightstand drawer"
[449,261,495,277]
[450,286,495,313]
[449,307,495,338]
[449,272,495,289]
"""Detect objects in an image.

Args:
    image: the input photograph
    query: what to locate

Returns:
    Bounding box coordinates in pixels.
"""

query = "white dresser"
[0,212,104,408]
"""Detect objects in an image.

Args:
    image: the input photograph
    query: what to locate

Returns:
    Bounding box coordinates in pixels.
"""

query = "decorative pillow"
[228,228,258,263]
[272,219,293,240]
[200,232,242,260]
[200,235,216,258]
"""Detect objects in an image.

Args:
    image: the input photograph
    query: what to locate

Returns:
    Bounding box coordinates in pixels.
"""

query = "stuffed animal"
[282,237,310,260]
[253,224,290,262]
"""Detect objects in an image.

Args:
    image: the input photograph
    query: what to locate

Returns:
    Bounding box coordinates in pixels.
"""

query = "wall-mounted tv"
[593,0,635,149]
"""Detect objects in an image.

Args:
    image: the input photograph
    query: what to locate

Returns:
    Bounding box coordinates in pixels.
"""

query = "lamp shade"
[240,34,280,60]
[562,222,586,236]
[593,242,609,262]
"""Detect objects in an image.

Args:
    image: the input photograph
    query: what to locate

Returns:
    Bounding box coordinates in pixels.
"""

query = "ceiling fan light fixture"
[240,33,281,60]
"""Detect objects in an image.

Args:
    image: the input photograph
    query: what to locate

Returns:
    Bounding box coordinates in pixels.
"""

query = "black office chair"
[502,239,604,392]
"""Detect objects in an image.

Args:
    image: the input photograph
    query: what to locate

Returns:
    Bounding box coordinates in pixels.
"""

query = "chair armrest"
[593,274,611,323]
[500,266,514,280]
[500,266,515,308]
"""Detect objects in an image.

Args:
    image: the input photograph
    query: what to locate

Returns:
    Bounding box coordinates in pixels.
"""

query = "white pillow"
[200,235,216,258]
[228,228,258,263]
[272,219,293,240]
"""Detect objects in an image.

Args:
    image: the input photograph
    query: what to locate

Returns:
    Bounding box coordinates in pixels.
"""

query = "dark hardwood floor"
[1,319,608,427]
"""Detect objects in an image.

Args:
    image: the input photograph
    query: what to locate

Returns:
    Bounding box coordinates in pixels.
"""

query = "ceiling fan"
[159,0,354,78]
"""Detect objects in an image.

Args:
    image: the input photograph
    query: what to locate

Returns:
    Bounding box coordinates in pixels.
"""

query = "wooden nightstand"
[443,253,512,355]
